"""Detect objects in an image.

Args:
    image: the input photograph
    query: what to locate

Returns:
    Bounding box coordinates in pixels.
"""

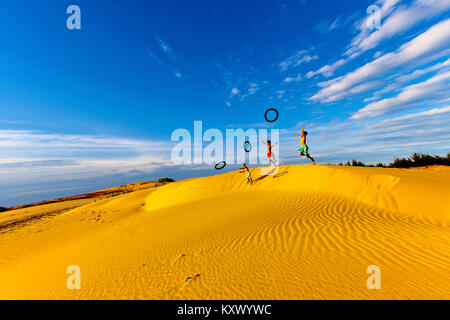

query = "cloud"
[279,50,318,72]
[279,105,450,164]
[230,87,239,98]
[146,49,163,65]
[368,57,450,97]
[310,18,450,102]
[248,83,260,95]
[283,74,302,83]
[307,0,449,78]
[0,130,170,162]
[147,36,183,79]
[156,36,176,61]
[215,59,268,106]
[314,16,342,33]
[0,160,79,169]
[306,59,347,78]
[0,130,178,205]
[346,0,450,57]
[351,70,450,119]
[322,80,384,103]
[395,58,450,83]
[314,12,359,34]
[345,0,403,57]
[367,105,450,128]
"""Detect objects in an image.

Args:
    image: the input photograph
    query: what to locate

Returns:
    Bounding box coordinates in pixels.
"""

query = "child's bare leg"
[306,154,316,164]
[271,154,277,165]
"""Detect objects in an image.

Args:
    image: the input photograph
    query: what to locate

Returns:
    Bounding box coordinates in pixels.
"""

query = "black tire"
[264,108,279,123]
[244,141,252,153]
[215,161,226,170]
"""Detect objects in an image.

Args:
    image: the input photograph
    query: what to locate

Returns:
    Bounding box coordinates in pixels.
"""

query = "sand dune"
[0,165,449,299]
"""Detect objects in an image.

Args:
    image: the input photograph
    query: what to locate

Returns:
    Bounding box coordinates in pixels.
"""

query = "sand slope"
[0,165,449,299]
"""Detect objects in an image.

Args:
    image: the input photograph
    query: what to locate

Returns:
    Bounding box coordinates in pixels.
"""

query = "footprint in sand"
[171,253,187,266]
[185,274,201,282]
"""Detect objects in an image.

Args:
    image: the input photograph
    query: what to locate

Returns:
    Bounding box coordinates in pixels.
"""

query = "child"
[294,128,316,165]
[261,139,278,166]
[239,163,253,184]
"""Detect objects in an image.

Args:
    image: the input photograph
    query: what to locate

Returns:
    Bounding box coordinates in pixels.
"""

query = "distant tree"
[351,160,366,167]
[389,153,450,168]
[337,152,449,168]
[157,178,175,183]
[0,207,7,212]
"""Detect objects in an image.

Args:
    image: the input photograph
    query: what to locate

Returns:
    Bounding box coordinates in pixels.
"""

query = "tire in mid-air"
[244,141,252,153]
[264,108,279,123]
[215,161,226,170]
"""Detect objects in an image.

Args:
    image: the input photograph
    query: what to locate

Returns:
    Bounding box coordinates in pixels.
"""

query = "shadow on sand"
[252,166,289,183]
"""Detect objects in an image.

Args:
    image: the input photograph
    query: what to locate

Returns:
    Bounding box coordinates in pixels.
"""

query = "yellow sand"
[0,165,449,299]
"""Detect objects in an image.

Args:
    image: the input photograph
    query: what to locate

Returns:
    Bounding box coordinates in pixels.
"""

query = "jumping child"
[239,163,253,184]
[294,128,316,165]
[261,139,278,166]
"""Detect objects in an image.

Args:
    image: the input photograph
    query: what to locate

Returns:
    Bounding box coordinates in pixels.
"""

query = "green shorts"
[246,172,251,179]
[298,145,309,155]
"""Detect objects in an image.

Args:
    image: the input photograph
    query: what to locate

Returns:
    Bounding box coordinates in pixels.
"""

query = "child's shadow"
[253,175,268,183]
[272,170,288,178]
[253,166,282,183]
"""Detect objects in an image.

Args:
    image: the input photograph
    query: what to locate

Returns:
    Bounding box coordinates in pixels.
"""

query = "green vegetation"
[338,153,450,168]
[0,207,8,212]
[157,177,175,183]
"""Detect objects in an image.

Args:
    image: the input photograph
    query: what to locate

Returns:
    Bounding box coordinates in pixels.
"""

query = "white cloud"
[279,50,318,71]
[230,87,239,98]
[0,130,174,200]
[369,57,450,97]
[373,51,383,58]
[310,18,450,102]
[314,16,342,33]
[248,82,260,95]
[323,80,384,103]
[395,58,450,83]
[147,36,184,79]
[279,105,450,164]
[0,130,169,160]
[146,49,163,65]
[156,36,176,61]
[347,0,450,57]
[308,0,449,78]
[368,105,450,128]
[283,74,302,83]
[306,59,347,78]
[346,0,405,58]
[352,70,450,119]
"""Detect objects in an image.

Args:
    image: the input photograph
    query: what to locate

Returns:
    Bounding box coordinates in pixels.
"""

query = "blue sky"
[1,0,449,206]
